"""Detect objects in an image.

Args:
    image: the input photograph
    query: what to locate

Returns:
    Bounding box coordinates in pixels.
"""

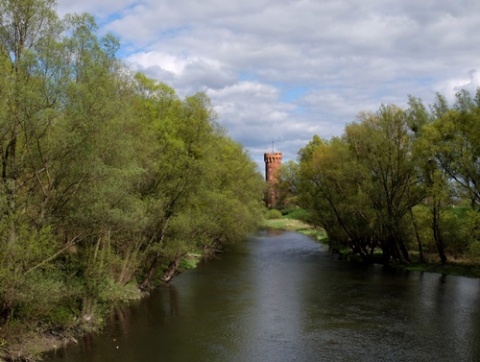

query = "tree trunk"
[381,241,391,266]
[161,258,181,283]
[139,252,160,291]
[398,241,411,264]
[432,202,447,265]
[139,252,186,290]
[409,207,425,263]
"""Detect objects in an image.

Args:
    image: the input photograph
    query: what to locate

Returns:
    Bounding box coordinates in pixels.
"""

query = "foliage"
[470,242,480,260]
[265,209,283,220]
[275,160,299,209]
[292,93,480,266]
[282,208,311,221]
[0,0,266,352]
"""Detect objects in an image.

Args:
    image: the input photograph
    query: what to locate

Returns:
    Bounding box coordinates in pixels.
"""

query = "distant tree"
[275,160,299,209]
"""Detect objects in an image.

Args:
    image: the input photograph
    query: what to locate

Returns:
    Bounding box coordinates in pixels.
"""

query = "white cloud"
[56,0,480,169]
[127,52,187,75]
[436,69,480,103]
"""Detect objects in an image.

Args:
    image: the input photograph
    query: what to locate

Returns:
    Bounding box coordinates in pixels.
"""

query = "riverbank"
[0,253,204,362]
[399,259,480,279]
[263,217,480,279]
[0,329,82,362]
[262,218,327,241]
[0,289,144,362]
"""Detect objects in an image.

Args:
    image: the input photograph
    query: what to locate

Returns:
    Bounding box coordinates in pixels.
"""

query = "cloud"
[56,0,480,170]
[436,69,480,103]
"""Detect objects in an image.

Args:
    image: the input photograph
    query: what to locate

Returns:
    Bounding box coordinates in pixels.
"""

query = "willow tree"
[430,90,480,209]
[130,74,266,289]
[0,1,142,324]
[297,136,378,260]
[406,95,452,264]
[0,0,68,323]
[297,106,425,265]
[0,0,61,240]
[0,0,267,340]
[413,90,480,261]
[344,105,425,264]
[130,74,222,289]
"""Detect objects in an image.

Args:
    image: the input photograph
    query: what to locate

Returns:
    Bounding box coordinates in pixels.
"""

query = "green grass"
[262,217,327,242]
[263,208,315,231]
[263,218,311,231]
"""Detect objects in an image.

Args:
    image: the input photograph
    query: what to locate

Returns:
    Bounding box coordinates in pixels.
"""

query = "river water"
[46,230,480,362]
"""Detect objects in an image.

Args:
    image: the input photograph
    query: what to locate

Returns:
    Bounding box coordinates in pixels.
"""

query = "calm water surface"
[46,230,480,362]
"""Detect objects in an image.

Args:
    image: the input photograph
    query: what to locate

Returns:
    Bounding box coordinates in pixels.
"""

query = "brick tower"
[264,152,282,208]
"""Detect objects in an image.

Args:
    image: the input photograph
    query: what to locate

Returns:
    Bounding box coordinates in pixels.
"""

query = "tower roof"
[264,152,282,162]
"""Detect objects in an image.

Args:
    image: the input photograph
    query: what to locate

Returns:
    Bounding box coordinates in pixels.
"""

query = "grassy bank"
[262,217,327,242]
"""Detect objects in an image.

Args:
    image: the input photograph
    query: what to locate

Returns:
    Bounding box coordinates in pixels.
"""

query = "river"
[46,230,480,362]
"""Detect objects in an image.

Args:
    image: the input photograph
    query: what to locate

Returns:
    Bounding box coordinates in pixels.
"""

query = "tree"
[0,0,66,323]
[297,136,378,260]
[407,89,480,263]
[430,90,480,209]
[275,160,299,209]
[0,0,60,241]
[0,1,267,344]
[297,106,425,265]
[407,95,450,264]
[344,105,424,264]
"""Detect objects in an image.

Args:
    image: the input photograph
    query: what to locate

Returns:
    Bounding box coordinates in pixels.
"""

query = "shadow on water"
[46,230,480,362]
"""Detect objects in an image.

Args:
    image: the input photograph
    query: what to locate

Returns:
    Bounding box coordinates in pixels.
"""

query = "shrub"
[265,209,283,220]
[283,208,311,221]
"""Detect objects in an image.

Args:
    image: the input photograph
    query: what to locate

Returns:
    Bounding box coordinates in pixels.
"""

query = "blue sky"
[57,0,480,172]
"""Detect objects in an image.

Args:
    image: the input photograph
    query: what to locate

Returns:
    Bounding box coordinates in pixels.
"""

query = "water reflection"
[46,231,480,362]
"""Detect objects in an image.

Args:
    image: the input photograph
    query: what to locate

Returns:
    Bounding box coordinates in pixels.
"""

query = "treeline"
[277,91,480,266]
[0,0,265,344]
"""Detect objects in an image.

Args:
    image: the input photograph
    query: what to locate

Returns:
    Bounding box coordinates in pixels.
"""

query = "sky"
[56,0,480,172]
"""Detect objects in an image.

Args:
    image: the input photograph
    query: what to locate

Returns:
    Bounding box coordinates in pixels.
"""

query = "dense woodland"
[276,91,480,267]
[0,0,266,350]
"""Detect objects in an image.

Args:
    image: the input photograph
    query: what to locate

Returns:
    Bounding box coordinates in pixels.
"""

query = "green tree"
[131,78,222,289]
[408,89,480,262]
[0,0,60,241]
[431,90,480,209]
[407,95,451,264]
[0,0,66,323]
[345,106,424,264]
[0,1,267,347]
[297,136,378,260]
[275,160,299,209]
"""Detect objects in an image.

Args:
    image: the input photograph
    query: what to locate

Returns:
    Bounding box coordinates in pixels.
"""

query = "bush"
[469,241,480,260]
[283,208,311,221]
[265,209,283,220]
